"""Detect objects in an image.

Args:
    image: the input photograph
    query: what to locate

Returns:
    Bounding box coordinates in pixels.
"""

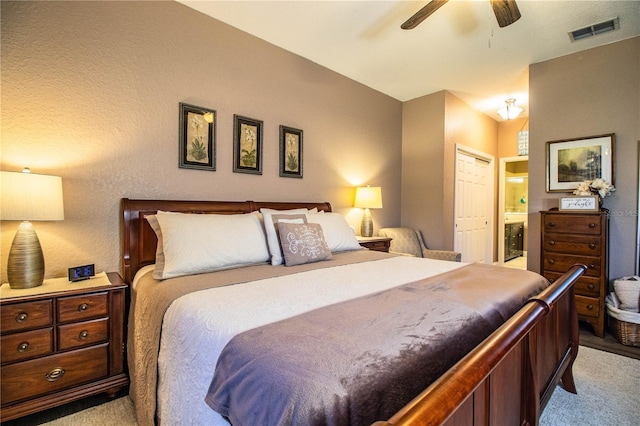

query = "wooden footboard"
[373,264,586,426]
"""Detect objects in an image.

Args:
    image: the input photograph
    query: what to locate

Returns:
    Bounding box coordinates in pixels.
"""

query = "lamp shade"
[497,98,523,120]
[354,186,383,209]
[1,171,65,221]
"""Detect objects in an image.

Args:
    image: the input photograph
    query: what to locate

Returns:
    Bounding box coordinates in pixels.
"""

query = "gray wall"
[1,1,402,281]
[528,36,640,281]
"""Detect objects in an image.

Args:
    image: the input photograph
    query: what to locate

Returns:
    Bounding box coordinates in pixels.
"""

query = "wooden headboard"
[120,198,333,284]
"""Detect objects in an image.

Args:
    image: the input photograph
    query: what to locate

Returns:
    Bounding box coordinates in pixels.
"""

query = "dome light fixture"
[497,98,523,120]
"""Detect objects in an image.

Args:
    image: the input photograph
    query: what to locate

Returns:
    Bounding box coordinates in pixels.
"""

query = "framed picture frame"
[546,133,615,192]
[233,115,263,175]
[279,125,303,178]
[558,196,599,212]
[179,103,216,171]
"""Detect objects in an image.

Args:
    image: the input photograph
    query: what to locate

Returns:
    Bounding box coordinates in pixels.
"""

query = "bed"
[121,198,586,426]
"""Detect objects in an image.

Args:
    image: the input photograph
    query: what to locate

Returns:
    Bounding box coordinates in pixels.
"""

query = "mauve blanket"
[205,263,548,425]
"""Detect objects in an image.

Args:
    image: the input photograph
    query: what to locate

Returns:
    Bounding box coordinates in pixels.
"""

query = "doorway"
[498,156,528,268]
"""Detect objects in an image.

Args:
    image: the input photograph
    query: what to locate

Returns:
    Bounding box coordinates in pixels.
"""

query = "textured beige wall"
[401,91,498,256]
[529,36,640,278]
[0,1,402,282]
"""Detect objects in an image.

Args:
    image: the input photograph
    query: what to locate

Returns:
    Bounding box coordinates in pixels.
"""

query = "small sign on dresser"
[559,196,599,211]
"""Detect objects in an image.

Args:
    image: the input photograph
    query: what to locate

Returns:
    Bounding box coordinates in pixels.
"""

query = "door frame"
[498,155,528,264]
[454,144,495,263]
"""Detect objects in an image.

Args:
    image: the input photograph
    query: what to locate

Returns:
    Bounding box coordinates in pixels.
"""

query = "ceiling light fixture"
[497,98,523,120]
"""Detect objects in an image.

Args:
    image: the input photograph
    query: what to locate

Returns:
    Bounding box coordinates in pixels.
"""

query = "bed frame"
[121,198,586,426]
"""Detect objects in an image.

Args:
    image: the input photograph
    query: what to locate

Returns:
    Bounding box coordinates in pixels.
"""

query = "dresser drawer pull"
[588,284,595,290]
[589,243,596,249]
[588,223,596,228]
[549,240,556,246]
[17,342,30,353]
[549,221,556,227]
[586,304,594,311]
[16,312,28,323]
[78,303,89,312]
[45,367,65,382]
[588,263,596,269]
[548,259,555,265]
[79,330,89,340]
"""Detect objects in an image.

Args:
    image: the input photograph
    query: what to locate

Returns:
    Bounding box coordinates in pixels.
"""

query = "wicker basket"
[607,304,640,347]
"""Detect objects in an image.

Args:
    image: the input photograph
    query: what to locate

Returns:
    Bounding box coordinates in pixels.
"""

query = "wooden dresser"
[0,272,128,422]
[540,210,608,337]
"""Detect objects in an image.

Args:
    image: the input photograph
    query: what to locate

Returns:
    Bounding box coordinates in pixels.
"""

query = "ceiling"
[178,1,640,121]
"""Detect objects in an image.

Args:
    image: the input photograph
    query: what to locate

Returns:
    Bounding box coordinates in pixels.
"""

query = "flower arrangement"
[573,178,615,200]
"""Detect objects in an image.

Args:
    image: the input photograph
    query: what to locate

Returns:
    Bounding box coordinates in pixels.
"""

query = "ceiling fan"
[401,0,521,30]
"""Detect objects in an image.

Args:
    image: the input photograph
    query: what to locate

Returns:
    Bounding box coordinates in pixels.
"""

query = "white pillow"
[149,211,269,279]
[260,208,316,265]
[306,212,362,252]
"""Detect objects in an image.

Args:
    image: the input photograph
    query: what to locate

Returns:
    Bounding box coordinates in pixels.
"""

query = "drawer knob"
[549,221,556,227]
[79,330,89,340]
[586,304,594,310]
[17,342,30,353]
[45,367,66,382]
[549,240,556,246]
[588,284,595,290]
[588,223,596,228]
[548,259,555,265]
[16,312,28,323]
[589,243,596,249]
[78,303,89,312]
[589,263,595,269]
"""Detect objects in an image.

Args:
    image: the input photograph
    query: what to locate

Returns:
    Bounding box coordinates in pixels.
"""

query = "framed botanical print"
[546,134,615,192]
[279,125,303,178]
[179,103,216,171]
[233,115,263,175]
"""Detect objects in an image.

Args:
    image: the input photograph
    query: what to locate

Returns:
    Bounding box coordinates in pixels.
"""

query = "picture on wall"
[279,125,303,178]
[546,133,615,192]
[179,103,216,171]
[233,115,263,175]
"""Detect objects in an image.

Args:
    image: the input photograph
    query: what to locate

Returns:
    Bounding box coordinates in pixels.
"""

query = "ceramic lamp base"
[7,221,45,289]
[360,208,374,237]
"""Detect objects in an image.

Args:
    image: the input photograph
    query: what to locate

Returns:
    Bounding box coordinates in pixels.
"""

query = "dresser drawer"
[542,234,602,255]
[576,295,600,318]
[57,292,108,323]
[0,344,108,405]
[0,300,53,333]
[542,253,601,277]
[543,214,602,235]
[543,272,602,297]
[58,318,109,351]
[1,328,54,364]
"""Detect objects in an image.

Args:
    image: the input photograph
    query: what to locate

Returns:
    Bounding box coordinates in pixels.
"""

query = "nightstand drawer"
[58,318,109,351]
[576,295,600,318]
[1,328,53,364]
[0,300,53,333]
[0,344,108,405]
[57,292,108,323]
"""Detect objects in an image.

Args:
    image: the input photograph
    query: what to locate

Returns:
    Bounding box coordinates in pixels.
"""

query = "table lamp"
[354,185,383,237]
[1,169,65,289]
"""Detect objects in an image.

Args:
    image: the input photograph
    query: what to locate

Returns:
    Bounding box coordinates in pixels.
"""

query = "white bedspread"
[151,256,465,425]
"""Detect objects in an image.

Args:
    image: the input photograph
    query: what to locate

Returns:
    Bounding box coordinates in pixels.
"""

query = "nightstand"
[357,236,392,253]
[0,272,129,422]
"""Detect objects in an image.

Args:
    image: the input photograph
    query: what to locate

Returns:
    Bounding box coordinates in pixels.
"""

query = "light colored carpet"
[33,346,639,425]
[540,346,640,426]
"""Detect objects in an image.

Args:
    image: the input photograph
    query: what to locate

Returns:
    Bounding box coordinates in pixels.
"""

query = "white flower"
[573,179,615,199]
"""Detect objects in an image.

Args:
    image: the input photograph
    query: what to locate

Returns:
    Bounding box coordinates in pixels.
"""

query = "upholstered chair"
[378,227,462,262]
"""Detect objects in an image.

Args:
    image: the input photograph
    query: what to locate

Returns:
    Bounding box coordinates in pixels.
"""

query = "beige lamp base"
[360,208,374,237]
[7,221,45,289]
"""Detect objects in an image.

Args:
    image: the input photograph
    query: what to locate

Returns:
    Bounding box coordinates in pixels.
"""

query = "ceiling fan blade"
[490,0,521,28]
[401,0,449,30]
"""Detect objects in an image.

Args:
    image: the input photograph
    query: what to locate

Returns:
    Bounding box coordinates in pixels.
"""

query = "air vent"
[569,17,619,41]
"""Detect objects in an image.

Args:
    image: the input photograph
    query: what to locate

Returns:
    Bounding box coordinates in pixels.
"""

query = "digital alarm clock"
[68,264,95,282]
